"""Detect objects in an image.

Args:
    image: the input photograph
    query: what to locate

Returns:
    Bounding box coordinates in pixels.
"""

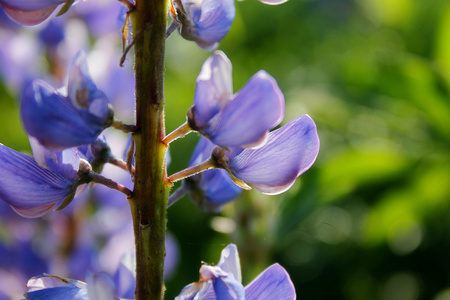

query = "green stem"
[112,119,137,133]
[162,121,193,145]
[168,158,216,183]
[129,0,170,299]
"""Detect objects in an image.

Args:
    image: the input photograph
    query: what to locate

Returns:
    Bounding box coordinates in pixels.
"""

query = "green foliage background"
[1,0,450,299]
[164,0,450,299]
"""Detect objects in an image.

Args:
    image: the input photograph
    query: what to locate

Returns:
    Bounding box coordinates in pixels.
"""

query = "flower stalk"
[162,121,193,145]
[129,0,170,299]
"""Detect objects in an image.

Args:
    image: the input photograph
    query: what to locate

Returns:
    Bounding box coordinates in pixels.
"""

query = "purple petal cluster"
[190,51,284,148]
[176,0,236,50]
[0,0,66,25]
[176,244,296,300]
[21,51,113,150]
[185,51,318,198]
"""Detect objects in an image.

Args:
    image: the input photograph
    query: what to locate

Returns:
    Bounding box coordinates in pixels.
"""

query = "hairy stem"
[88,172,133,197]
[129,0,170,299]
[162,121,192,145]
[168,158,216,183]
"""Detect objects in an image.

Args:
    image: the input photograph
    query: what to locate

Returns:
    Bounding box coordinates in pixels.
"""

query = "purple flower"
[257,0,289,5]
[0,143,80,217]
[21,51,113,150]
[223,115,320,194]
[190,51,284,148]
[25,273,118,300]
[176,0,235,50]
[0,0,66,26]
[176,244,296,300]
[184,137,242,211]
[245,264,296,300]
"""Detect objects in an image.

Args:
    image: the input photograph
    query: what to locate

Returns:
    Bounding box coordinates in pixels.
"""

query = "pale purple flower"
[0,0,66,25]
[176,0,235,50]
[21,51,113,150]
[176,244,296,300]
[225,114,320,194]
[0,143,79,217]
[190,51,284,148]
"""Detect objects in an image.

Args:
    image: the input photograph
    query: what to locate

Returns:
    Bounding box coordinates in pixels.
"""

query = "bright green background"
[1,0,450,299]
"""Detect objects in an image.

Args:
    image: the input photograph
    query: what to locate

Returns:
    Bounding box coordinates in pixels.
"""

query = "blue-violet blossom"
[0,0,66,25]
[189,51,284,148]
[175,0,235,50]
[221,114,320,194]
[0,143,84,217]
[21,51,114,150]
[176,243,296,300]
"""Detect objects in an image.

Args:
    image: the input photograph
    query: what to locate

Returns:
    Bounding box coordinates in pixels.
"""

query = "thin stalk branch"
[88,172,133,197]
[113,119,137,133]
[162,121,192,145]
[126,136,135,175]
[166,20,180,38]
[167,184,187,207]
[109,157,136,175]
[120,27,147,67]
[168,158,216,183]
[118,0,135,10]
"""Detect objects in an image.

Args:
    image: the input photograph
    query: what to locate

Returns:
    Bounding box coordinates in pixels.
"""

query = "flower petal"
[86,272,118,300]
[205,71,284,148]
[0,5,58,25]
[244,264,296,300]
[0,0,65,25]
[68,51,111,120]
[114,253,136,299]
[20,80,106,149]
[0,0,65,11]
[228,115,319,194]
[258,0,289,5]
[217,244,242,283]
[0,143,75,217]
[193,51,233,128]
[26,274,88,300]
[180,0,235,50]
[29,137,81,179]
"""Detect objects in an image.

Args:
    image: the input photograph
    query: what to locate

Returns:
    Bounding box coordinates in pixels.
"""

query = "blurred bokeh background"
[1,0,450,299]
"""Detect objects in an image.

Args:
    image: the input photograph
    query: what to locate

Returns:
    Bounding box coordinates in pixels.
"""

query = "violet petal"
[193,51,233,128]
[20,80,107,149]
[228,115,320,194]
[205,70,284,148]
[244,264,296,300]
[0,143,75,217]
